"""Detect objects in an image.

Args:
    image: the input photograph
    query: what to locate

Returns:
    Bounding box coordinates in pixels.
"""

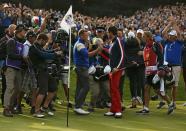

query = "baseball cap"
[84,25,89,30]
[128,31,135,38]
[137,29,144,35]
[96,26,105,32]
[168,30,177,36]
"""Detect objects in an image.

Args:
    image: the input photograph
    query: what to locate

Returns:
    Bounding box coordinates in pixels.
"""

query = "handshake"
[92,37,104,52]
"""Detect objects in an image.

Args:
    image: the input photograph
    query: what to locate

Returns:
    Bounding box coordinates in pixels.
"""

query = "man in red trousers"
[104,26,124,118]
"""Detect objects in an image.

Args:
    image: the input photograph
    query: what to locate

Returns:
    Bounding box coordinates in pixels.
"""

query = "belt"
[146,66,157,71]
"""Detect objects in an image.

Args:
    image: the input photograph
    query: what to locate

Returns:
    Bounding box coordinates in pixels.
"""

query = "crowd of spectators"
[0,2,185,118]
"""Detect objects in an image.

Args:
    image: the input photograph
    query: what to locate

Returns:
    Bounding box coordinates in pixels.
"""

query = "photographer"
[29,33,62,118]
[54,29,71,105]
[44,30,70,110]
[46,13,59,31]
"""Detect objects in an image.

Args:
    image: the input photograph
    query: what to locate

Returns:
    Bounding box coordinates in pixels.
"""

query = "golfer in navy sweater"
[104,26,124,118]
[73,29,102,115]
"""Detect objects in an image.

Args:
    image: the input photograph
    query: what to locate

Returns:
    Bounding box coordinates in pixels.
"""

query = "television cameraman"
[43,29,71,110]
[53,29,72,106]
[29,33,62,118]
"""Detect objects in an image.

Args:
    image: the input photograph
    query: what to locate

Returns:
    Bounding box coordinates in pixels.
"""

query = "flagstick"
[60,5,73,127]
[67,27,72,127]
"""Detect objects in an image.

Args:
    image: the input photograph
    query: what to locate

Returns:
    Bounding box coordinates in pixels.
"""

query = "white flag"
[60,5,74,34]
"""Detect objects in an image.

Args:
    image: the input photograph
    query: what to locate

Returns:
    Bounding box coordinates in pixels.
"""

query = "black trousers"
[126,66,145,99]
[37,70,58,95]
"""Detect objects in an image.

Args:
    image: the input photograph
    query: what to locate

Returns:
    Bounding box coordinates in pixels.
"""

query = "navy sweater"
[109,37,124,69]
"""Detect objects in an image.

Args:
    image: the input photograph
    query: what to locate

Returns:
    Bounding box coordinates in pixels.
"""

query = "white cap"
[124,28,128,33]
[84,25,89,30]
[128,31,135,38]
[137,29,144,35]
[104,65,111,74]
[168,30,177,36]
[88,65,96,74]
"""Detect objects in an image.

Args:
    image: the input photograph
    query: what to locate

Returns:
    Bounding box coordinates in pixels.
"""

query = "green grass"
[69,71,186,101]
[0,71,186,131]
[1,101,186,131]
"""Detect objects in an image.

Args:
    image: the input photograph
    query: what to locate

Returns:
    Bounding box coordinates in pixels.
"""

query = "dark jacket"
[124,37,143,66]
[29,42,57,71]
[6,36,24,61]
[110,37,124,69]
[152,42,164,67]
[182,40,186,68]
[7,37,24,58]
[0,35,9,60]
[5,36,25,69]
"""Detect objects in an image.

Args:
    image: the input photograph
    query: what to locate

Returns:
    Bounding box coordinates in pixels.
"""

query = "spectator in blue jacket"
[162,16,183,109]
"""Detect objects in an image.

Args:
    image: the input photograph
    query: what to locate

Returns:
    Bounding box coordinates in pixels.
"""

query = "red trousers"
[109,69,123,113]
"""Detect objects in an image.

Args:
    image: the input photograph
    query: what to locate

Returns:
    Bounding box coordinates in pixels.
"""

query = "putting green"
[0,101,186,131]
[0,72,186,131]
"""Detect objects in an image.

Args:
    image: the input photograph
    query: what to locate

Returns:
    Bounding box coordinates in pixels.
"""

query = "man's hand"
[112,68,119,73]
[56,47,61,51]
[97,40,104,52]
[97,45,103,52]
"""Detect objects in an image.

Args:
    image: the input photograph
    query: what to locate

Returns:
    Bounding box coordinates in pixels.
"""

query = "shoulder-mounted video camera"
[47,63,69,77]
[55,29,69,43]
